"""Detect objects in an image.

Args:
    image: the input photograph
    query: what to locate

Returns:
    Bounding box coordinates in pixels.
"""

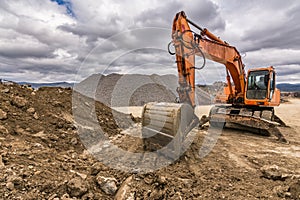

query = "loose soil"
[0,82,299,199]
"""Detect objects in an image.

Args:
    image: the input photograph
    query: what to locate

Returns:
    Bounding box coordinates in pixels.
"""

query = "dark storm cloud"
[0,47,53,59]
[241,5,300,52]
[217,0,300,52]
[134,0,225,31]
[108,48,171,67]
[58,15,123,42]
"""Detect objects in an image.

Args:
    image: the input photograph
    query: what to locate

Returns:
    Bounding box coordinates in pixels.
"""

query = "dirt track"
[0,82,299,199]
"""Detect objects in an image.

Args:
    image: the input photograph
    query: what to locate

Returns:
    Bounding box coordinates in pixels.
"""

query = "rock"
[70,170,87,180]
[96,175,118,195]
[15,127,29,135]
[260,165,290,181]
[289,179,300,199]
[67,177,88,197]
[144,176,153,185]
[79,150,90,160]
[115,176,133,200]
[27,107,36,114]
[33,131,47,139]
[0,125,8,134]
[33,143,44,148]
[81,192,94,200]
[0,109,7,120]
[7,175,23,190]
[91,163,104,175]
[70,137,78,145]
[0,155,5,167]
[6,181,14,190]
[12,96,28,108]
[53,101,63,107]
[33,112,39,120]
[1,88,10,93]
[157,175,167,185]
[61,193,72,200]
[273,185,289,198]
[48,194,58,200]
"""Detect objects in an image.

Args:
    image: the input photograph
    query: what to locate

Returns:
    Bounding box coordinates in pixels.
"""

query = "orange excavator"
[141,11,285,155]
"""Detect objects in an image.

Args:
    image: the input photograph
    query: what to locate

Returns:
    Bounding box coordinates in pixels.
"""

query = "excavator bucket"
[142,102,199,158]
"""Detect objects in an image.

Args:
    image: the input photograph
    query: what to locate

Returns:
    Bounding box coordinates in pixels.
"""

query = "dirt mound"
[0,82,299,199]
[0,82,133,199]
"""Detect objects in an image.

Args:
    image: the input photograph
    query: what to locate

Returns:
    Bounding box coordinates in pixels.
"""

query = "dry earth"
[0,82,299,199]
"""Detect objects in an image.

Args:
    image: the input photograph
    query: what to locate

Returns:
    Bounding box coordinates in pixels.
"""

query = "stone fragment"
[96,175,118,195]
[115,176,133,200]
[1,88,10,93]
[0,125,8,134]
[0,155,4,167]
[27,107,35,114]
[12,96,28,108]
[67,177,88,197]
[33,112,39,120]
[6,182,14,190]
[260,165,290,181]
[0,109,7,120]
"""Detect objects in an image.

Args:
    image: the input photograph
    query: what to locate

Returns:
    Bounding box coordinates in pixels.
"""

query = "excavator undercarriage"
[207,105,286,141]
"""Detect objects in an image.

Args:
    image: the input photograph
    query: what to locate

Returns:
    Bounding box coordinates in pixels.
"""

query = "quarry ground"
[0,82,299,199]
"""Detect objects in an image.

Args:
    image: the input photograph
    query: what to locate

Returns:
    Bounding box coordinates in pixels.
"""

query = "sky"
[0,0,299,84]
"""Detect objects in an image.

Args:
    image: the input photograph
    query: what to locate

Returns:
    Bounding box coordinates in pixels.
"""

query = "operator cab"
[247,70,269,99]
[245,67,278,106]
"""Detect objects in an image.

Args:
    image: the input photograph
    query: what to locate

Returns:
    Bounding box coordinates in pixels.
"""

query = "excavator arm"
[141,11,286,154]
[171,11,246,105]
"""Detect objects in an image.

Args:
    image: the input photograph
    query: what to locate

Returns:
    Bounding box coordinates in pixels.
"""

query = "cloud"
[244,48,300,67]
[0,35,53,58]
[0,0,299,84]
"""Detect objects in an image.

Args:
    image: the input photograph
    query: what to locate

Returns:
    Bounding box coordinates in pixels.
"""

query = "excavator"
[141,11,286,157]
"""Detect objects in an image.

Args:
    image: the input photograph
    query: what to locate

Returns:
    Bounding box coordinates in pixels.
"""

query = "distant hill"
[18,82,74,89]
[15,79,300,93]
[277,83,300,92]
